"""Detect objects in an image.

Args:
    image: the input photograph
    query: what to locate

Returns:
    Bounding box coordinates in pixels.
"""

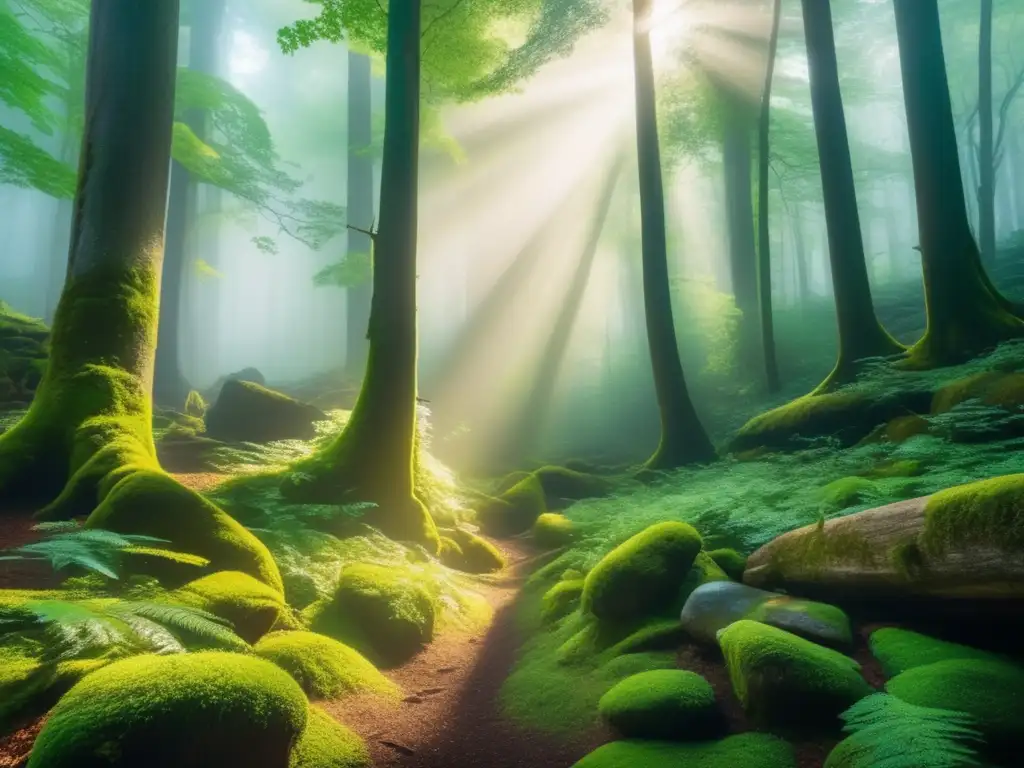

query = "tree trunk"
[632,0,715,470]
[977,0,996,266]
[1012,131,1024,231]
[720,89,761,376]
[345,50,374,379]
[280,0,437,549]
[893,0,1022,367]
[757,0,782,393]
[153,0,225,406]
[791,208,810,304]
[801,0,903,388]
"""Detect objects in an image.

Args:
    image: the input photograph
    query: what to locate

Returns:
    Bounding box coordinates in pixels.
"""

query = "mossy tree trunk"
[977,0,996,267]
[757,0,782,394]
[802,0,903,389]
[345,50,374,380]
[280,0,438,550]
[153,0,226,407]
[632,0,715,470]
[893,0,1023,367]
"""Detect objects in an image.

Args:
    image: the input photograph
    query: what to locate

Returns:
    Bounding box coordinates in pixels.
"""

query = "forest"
[1,0,1023,766]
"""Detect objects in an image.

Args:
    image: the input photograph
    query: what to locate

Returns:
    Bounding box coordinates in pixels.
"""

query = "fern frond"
[122,546,210,568]
[110,602,249,651]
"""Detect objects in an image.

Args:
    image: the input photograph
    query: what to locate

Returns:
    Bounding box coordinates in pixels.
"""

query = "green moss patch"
[168,571,299,644]
[541,579,585,624]
[27,652,308,768]
[676,551,731,607]
[921,473,1024,555]
[868,628,1005,679]
[477,474,547,537]
[255,631,398,700]
[707,548,746,580]
[931,371,1024,414]
[441,528,505,573]
[571,733,796,768]
[819,477,877,511]
[290,707,371,768]
[533,513,575,549]
[205,379,326,443]
[304,563,436,667]
[582,521,702,625]
[598,669,720,740]
[719,620,871,730]
[885,659,1024,748]
[532,465,613,505]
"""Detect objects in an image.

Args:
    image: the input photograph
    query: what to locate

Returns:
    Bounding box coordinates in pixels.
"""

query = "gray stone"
[680,581,852,649]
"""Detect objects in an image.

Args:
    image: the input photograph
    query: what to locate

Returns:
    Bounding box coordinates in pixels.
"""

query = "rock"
[169,571,301,644]
[868,627,1008,679]
[718,620,872,730]
[886,658,1024,751]
[707,548,746,581]
[597,669,720,740]
[0,302,48,408]
[744,478,1024,601]
[681,581,852,649]
[204,366,266,402]
[205,379,327,443]
[27,652,308,768]
[254,631,397,700]
[582,521,703,626]
[477,474,547,537]
[531,465,613,505]
[442,527,505,573]
[533,512,575,549]
[571,733,796,768]
[290,707,371,768]
[541,579,584,623]
[677,551,731,606]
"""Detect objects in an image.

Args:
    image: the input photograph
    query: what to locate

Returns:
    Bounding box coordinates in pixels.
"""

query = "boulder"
[743,479,1024,601]
[597,669,721,740]
[289,707,371,768]
[0,302,49,408]
[868,627,1009,679]
[205,379,327,444]
[572,733,796,768]
[681,581,852,649]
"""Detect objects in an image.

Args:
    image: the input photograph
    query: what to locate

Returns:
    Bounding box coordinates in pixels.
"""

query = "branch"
[347,222,377,241]
[422,0,466,43]
[993,62,1024,164]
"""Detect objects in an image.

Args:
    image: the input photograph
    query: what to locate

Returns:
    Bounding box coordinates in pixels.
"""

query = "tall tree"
[757,0,782,393]
[280,0,438,548]
[345,50,374,378]
[801,0,902,387]
[893,0,1022,366]
[977,0,995,266]
[632,0,715,469]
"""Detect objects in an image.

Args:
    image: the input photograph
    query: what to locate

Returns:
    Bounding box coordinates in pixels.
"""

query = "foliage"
[827,693,984,768]
[313,250,372,289]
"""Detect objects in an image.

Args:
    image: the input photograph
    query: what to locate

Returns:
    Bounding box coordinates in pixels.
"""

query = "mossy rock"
[289,707,371,768]
[541,579,585,624]
[154,431,225,473]
[819,476,876,511]
[729,390,932,453]
[707,548,746,581]
[868,627,1007,679]
[884,415,930,442]
[886,658,1024,750]
[920,473,1024,556]
[0,650,109,731]
[85,470,283,592]
[583,521,702,626]
[861,459,924,480]
[532,465,613,505]
[169,571,300,644]
[931,371,1024,414]
[533,513,575,549]
[27,652,308,768]
[304,563,436,667]
[477,473,547,537]
[255,631,397,700]
[0,303,49,407]
[676,551,731,607]
[719,620,872,730]
[571,732,796,768]
[282,571,320,611]
[442,527,505,573]
[597,669,720,740]
[205,379,327,444]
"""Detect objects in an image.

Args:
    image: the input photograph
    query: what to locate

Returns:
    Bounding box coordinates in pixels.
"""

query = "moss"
[289,707,371,768]
[765,522,880,583]
[884,415,930,442]
[597,669,719,740]
[254,631,398,700]
[168,571,300,644]
[0,650,108,731]
[582,521,702,625]
[707,548,746,580]
[533,513,575,549]
[477,473,547,537]
[283,571,320,611]
[206,379,325,443]
[541,579,585,624]
[571,733,796,768]
[605,618,687,657]
[305,563,436,667]
[930,370,1024,414]
[183,390,207,419]
[920,473,1024,555]
[868,628,1004,679]
[532,465,613,504]
[675,551,731,609]
[745,598,853,649]
[85,470,283,592]
[886,659,1024,748]
[819,476,876,510]
[719,620,872,730]
[27,652,308,768]
[443,527,505,573]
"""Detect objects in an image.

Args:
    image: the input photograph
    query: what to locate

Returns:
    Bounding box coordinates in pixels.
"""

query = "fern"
[831,693,986,768]
[0,524,209,579]
[0,598,248,661]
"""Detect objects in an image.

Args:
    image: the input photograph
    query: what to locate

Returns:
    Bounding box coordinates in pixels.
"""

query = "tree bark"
[977,0,996,266]
[345,50,374,379]
[280,0,437,549]
[893,0,1022,367]
[632,0,715,469]
[757,0,782,393]
[801,0,903,388]
[153,0,225,406]
[791,208,810,304]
